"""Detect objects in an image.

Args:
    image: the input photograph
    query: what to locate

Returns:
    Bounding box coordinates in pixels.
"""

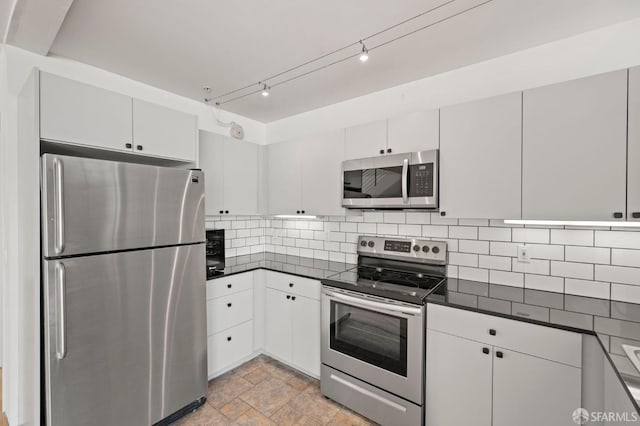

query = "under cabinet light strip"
[504,219,640,228]
[274,215,318,219]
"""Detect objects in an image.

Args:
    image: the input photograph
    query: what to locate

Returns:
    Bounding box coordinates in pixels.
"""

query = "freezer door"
[41,154,205,258]
[43,244,207,426]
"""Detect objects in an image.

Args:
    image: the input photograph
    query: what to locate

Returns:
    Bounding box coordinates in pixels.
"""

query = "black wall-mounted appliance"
[206,229,225,279]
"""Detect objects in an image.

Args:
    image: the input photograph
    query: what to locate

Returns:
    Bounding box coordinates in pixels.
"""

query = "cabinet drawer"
[207,321,253,376]
[207,290,253,335]
[207,272,253,300]
[427,304,581,367]
[265,271,320,300]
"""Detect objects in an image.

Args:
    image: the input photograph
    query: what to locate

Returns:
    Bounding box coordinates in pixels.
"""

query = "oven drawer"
[265,271,320,300]
[207,289,253,335]
[426,303,581,367]
[206,271,253,300]
[321,365,421,426]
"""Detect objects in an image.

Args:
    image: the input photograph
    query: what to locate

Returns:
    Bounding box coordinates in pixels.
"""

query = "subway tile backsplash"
[206,212,640,304]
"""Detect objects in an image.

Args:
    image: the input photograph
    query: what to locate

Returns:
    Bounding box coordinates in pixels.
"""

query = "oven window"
[343,167,403,199]
[330,300,408,376]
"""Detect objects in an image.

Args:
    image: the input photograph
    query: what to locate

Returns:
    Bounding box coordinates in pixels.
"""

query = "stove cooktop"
[323,265,446,305]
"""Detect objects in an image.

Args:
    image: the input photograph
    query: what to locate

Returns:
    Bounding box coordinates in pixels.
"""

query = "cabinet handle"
[633,212,640,219]
[286,295,291,299]
[125,143,132,149]
[219,210,223,214]
[379,149,385,155]
[225,210,229,214]
[227,336,232,342]
[496,351,503,359]
[613,212,624,219]
[292,296,296,301]
[227,284,232,289]
[440,211,446,217]
[227,303,232,308]
[301,210,305,214]
[387,148,392,153]
[296,210,301,214]
[489,329,496,336]
[482,347,489,355]
[136,145,143,151]
[289,283,294,287]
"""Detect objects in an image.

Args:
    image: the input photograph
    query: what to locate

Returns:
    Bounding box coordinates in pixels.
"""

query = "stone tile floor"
[174,355,376,425]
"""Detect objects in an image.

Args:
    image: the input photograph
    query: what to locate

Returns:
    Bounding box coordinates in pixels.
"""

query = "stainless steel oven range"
[320,236,447,426]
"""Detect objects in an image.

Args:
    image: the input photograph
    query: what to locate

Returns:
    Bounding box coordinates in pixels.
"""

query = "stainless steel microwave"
[342,150,438,209]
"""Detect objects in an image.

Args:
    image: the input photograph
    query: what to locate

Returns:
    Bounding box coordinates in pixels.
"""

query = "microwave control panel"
[409,163,434,197]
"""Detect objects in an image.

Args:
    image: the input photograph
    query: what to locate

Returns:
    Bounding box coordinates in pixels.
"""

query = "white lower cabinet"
[426,304,582,426]
[264,272,321,377]
[207,321,253,378]
[206,272,255,378]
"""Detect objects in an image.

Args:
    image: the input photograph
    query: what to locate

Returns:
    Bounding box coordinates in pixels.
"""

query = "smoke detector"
[230,123,244,140]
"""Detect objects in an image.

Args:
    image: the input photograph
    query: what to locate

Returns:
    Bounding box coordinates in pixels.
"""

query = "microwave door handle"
[402,158,409,203]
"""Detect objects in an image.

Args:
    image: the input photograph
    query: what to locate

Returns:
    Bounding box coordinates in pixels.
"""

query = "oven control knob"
[360,240,367,247]
[422,246,430,253]
[432,246,440,254]
[413,245,420,252]
[368,241,375,248]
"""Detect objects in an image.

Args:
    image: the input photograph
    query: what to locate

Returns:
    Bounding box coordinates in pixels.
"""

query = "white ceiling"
[46,0,640,122]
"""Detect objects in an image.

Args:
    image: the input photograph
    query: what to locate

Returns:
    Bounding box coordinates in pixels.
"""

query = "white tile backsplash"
[209,214,640,302]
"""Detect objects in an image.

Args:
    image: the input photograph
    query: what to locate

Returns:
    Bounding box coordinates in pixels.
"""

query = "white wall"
[267,17,640,143]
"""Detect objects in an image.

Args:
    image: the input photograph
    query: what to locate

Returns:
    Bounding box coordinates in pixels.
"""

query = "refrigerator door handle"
[53,158,65,254]
[56,262,67,359]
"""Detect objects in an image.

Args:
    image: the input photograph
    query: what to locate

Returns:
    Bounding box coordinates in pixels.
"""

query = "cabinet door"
[132,99,197,161]
[40,72,133,152]
[291,295,321,377]
[440,92,522,219]
[267,141,302,214]
[264,288,293,363]
[199,131,225,215]
[224,139,259,215]
[425,330,492,426]
[493,348,581,426]
[388,110,439,153]
[628,67,640,220]
[301,130,345,216]
[344,120,387,159]
[523,70,627,220]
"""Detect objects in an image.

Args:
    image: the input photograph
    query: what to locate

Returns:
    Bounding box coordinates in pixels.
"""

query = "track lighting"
[261,84,270,97]
[359,41,369,62]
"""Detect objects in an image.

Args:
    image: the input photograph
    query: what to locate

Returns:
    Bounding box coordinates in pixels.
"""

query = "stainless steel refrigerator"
[41,154,208,426]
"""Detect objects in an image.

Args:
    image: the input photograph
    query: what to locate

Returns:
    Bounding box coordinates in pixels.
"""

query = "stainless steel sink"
[622,344,640,375]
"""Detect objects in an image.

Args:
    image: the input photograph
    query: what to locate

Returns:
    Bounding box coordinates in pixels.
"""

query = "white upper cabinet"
[40,72,133,152]
[628,66,640,221]
[522,70,628,221]
[300,130,346,216]
[388,110,439,153]
[132,99,197,161]
[199,131,259,216]
[199,131,225,215]
[267,130,346,216]
[344,120,387,159]
[440,93,522,219]
[267,140,303,215]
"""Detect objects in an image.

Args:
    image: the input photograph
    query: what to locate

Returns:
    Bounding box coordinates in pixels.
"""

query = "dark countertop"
[209,252,355,281]
[426,278,640,415]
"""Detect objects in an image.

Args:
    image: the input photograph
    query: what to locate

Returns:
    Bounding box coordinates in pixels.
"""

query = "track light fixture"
[359,41,369,62]
[261,83,270,97]
[204,0,494,105]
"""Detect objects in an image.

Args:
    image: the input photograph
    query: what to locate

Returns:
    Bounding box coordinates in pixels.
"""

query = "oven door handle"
[323,289,422,316]
[401,158,409,203]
